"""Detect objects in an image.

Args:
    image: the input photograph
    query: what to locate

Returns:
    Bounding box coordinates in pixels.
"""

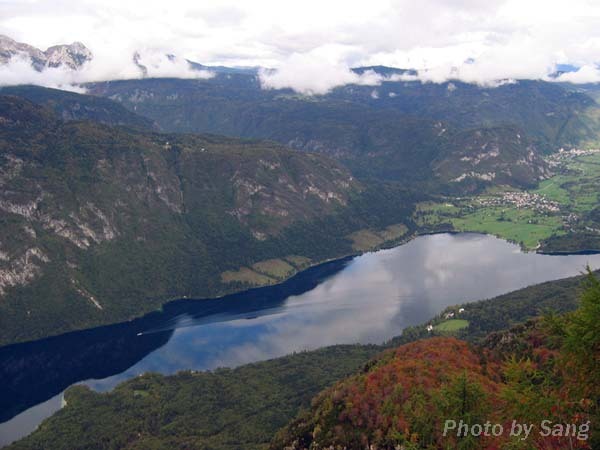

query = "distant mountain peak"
[0,34,259,79]
[0,35,92,71]
[44,41,92,69]
[351,65,417,76]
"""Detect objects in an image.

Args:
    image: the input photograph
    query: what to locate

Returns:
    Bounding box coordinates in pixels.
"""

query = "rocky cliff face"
[0,35,92,70]
[0,95,366,345]
[433,126,551,191]
[44,41,92,70]
[88,75,591,192]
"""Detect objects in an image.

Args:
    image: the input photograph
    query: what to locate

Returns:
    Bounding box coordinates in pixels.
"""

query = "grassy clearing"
[284,255,312,270]
[220,267,275,286]
[251,258,295,280]
[379,224,409,241]
[221,256,311,287]
[450,206,564,249]
[414,198,564,250]
[348,223,408,252]
[533,177,571,204]
[533,154,600,213]
[348,230,384,251]
[414,202,460,227]
[436,319,469,332]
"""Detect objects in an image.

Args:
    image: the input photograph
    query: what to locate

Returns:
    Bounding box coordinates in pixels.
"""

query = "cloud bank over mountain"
[0,37,214,91]
[1,0,600,92]
[258,51,409,95]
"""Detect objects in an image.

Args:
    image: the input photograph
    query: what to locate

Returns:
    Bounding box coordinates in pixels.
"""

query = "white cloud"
[555,65,600,84]
[258,52,389,94]
[0,56,84,91]
[0,48,213,90]
[132,52,214,79]
[1,0,600,91]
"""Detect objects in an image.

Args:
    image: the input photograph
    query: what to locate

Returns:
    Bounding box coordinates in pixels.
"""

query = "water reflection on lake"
[2,233,600,446]
[89,233,600,385]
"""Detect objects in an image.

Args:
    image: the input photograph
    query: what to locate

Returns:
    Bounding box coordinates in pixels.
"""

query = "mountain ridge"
[0,85,158,130]
[0,94,420,346]
[0,35,91,71]
[88,76,566,192]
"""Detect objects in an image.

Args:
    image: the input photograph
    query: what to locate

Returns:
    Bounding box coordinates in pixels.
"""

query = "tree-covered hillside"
[0,85,158,130]
[2,76,599,346]
[0,95,420,346]
[272,273,600,449]
[7,346,379,450]
[86,71,600,191]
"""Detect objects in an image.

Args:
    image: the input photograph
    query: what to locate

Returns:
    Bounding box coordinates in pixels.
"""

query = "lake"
[2,232,600,447]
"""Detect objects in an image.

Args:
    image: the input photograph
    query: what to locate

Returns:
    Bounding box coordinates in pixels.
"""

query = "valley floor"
[414,150,600,252]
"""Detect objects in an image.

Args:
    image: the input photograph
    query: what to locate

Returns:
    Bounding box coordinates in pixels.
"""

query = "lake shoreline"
[0,229,594,351]
[3,232,600,448]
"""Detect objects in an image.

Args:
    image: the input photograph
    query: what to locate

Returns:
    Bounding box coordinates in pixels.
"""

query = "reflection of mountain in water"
[0,258,350,423]
[0,320,173,423]
[5,232,600,438]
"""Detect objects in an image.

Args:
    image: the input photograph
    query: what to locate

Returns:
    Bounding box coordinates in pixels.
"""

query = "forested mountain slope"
[86,71,600,191]
[0,95,417,345]
[0,85,157,130]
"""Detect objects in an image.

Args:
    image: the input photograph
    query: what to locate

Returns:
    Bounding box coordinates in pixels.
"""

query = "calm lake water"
[2,232,600,447]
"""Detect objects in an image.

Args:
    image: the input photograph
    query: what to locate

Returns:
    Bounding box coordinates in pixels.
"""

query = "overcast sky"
[2,0,600,92]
